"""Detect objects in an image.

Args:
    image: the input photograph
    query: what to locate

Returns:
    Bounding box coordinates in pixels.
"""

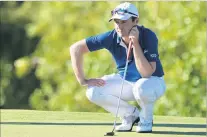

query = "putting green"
[1,109,206,137]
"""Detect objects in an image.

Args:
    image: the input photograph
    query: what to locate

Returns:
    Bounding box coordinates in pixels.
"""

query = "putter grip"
[127,40,133,61]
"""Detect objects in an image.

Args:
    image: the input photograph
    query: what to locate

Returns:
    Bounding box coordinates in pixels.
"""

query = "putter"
[104,40,133,136]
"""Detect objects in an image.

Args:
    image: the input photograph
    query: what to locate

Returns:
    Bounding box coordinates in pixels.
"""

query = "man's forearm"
[133,42,155,78]
[70,47,86,85]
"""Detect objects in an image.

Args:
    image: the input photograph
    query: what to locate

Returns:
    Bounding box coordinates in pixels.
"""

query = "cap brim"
[109,14,131,22]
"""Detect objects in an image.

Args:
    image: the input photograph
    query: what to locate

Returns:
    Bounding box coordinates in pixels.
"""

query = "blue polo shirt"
[85,25,164,82]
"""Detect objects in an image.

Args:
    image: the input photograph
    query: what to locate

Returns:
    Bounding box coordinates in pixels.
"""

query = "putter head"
[104,132,114,136]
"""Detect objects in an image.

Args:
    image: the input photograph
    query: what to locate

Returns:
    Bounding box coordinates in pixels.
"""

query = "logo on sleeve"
[150,54,157,58]
[144,50,148,53]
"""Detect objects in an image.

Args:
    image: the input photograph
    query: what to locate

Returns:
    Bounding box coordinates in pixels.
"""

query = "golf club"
[104,40,133,136]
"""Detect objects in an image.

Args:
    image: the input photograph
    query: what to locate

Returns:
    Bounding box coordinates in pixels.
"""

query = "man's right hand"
[80,78,106,87]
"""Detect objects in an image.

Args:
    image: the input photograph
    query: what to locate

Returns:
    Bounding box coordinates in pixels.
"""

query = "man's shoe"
[115,108,139,132]
[136,121,153,133]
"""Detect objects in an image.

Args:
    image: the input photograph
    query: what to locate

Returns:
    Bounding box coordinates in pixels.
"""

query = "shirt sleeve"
[143,29,159,62]
[85,31,113,52]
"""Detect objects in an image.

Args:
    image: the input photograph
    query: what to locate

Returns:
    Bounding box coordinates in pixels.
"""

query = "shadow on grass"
[153,123,206,128]
[153,131,206,136]
[1,122,205,128]
[1,122,206,136]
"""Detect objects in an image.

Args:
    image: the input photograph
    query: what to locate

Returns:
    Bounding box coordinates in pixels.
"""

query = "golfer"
[70,2,166,133]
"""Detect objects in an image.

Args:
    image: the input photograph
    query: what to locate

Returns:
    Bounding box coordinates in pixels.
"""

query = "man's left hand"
[129,26,139,46]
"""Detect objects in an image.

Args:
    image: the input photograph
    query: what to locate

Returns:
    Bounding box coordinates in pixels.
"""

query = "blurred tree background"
[0,1,206,117]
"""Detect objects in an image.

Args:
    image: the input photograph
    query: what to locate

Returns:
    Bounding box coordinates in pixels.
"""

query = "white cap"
[109,2,139,22]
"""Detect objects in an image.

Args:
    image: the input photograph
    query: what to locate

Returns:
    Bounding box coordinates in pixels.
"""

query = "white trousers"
[86,74,166,122]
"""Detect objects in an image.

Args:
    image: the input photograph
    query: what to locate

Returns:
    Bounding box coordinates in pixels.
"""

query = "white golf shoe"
[136,120,153,133]
[115,108,139,132]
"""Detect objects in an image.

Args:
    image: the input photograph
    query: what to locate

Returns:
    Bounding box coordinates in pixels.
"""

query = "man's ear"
[136,18,139,24]
[133,18,138,25]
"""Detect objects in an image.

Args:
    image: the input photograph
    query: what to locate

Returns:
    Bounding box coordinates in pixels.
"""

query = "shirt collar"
[116,35,121,44]
[116,35,127,49]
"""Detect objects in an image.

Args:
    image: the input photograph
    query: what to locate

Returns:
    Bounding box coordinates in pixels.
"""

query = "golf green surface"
[1,109,206,137]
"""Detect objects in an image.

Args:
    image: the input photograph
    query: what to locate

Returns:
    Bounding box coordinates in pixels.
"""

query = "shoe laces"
[121,108,139,125]
[121,116,130,125]
[121,115,136,125]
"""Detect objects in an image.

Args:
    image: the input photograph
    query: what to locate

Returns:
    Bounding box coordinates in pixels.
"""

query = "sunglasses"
[111,9,138,17]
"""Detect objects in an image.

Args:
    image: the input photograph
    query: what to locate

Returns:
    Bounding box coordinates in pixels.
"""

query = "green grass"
[1,109,206,137]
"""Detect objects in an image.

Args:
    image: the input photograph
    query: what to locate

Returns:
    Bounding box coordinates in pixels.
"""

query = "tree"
[0,2,40,109]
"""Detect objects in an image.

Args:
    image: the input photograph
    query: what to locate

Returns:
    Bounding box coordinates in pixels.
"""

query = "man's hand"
[129,26,139,45]
[80,78,106,87]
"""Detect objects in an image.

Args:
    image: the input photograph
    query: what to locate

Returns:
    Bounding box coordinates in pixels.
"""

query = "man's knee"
[133,78,156,103]
[86,87,101,103]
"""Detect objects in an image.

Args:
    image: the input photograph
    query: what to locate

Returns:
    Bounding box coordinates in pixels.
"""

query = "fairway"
[1,109,206,137]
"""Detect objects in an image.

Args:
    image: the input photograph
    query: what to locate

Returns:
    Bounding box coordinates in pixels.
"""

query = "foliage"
[1,1,206,117]
[0,2,40,109]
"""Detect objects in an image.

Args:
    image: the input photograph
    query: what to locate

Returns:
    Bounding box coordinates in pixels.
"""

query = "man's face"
[114,18,136,37]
